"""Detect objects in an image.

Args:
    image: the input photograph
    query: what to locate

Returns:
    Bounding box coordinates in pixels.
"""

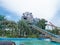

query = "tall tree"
[0,15,5,29]
[37,19,47,29]
[0,15,6,21]
[0,15,6,36]
[18,20,32,37]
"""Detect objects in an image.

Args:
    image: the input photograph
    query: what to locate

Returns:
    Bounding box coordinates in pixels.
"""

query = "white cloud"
[0,0,58,21]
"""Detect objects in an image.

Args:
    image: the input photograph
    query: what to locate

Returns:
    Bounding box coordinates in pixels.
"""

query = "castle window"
[24,17,27,20]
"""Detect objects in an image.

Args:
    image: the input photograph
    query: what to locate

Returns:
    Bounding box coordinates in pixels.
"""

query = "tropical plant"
[18,20,33,37]
[37,19,47,29]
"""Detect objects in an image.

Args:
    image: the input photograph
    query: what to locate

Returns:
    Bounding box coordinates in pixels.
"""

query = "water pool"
[0,38,60,45]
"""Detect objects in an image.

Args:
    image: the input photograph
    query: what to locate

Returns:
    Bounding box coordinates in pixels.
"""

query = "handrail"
[30,25,58,38]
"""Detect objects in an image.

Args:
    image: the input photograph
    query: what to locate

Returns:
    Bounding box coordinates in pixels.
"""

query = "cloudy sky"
[0,0,60,26]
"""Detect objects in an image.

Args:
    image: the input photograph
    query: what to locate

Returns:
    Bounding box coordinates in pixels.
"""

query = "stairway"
[30,25,60,42]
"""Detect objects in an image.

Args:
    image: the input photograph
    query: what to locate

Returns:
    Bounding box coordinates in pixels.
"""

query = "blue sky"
[0,7,20,22]
[0,0,60,27]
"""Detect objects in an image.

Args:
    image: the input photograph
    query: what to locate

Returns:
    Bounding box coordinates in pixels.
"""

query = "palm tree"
[18,20,32,37]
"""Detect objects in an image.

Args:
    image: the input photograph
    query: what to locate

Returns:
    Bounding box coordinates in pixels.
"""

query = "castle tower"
[22,12,33,23]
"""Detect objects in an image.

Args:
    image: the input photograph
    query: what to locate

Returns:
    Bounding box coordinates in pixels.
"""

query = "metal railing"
[30,25,58,38]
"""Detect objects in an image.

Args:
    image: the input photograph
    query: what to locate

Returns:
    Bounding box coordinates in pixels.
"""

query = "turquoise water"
[0,38,60,45]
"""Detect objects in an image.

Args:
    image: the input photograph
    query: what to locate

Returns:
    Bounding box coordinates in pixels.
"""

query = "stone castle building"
[22,12,34,23]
